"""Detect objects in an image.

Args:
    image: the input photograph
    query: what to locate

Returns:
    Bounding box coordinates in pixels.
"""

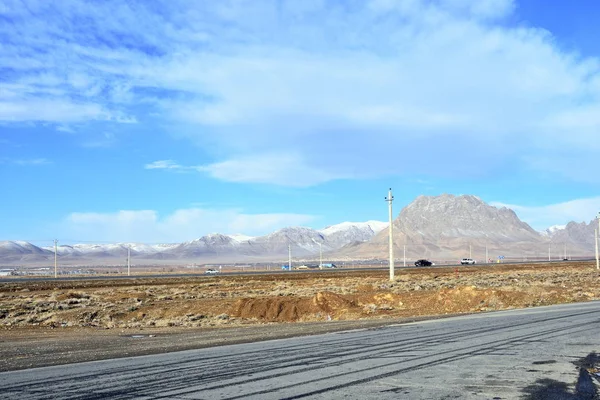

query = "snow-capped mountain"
[41,243,179,257]
[0,241,49,255]
[0,241,52,263]
[228,234,255,243]
[547,220,598,247]
[320,221,387,236]
[1,194,596,265]
[0,222,386,264]
[320,221,387,249]
[541,225,566,237]
[251,227,326,254]
[164,234,242,258]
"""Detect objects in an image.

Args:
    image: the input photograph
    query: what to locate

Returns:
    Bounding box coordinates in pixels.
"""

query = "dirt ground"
[1,261,599,371]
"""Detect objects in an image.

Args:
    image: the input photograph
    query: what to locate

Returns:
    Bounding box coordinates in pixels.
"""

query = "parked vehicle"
[414,259,434,267]
[460,258,476,265]
[204,268,219,274]
[282,265,291,270]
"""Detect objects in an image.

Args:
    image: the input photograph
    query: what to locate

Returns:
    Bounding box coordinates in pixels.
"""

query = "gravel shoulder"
[0,316,452,372]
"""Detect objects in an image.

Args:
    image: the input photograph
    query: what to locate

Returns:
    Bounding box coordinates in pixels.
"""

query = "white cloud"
[3,0,600,184]
[145,153,351,186]
[197,153,352,187]
[144,160,195,172]
[153,1,600,184]
[441,0,515,20]
[0,100,109,123]
[63,208,316,243]
[491,197,600,230]
[0,157,51,166]
[145,160,181,170]
[56,125,75,133]
[13,158,51,166]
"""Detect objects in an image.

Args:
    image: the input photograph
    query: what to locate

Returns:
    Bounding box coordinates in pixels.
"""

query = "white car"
[460,258,476,265]
[204,269,219,274]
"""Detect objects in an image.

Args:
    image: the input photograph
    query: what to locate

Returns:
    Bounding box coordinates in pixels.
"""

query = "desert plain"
[1,261,599,371]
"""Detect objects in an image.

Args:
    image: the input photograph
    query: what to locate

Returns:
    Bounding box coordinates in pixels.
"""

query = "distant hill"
[335,194,593,261]
[1,195,597,266]
[0,220,386,266]
[546,220,599,248]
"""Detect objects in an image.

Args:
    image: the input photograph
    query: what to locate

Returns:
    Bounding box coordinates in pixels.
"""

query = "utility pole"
[564,242,567,260]
[288,244,292,271]
[595,228,599,270]
[127,246,131,276]
[319,242,322,268]
[469,243,472,259]
[385,188,394,281]
[403,244,406,267]
[54,239,58,278]
[548,243,551,261]
[596,212,599,270]
[485,242,488,264]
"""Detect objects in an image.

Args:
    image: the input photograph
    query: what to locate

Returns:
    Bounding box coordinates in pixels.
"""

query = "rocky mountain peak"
[320,221,387,249]
[548,220,597,245]
[394,194,539,241]
[260,227,324,244]
[185,233,234,247]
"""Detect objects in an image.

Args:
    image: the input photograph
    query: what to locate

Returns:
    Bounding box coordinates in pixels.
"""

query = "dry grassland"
[1,261,599,331]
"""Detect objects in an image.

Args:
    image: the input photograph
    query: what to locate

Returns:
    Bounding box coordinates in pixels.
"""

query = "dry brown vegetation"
[1,261,599,333]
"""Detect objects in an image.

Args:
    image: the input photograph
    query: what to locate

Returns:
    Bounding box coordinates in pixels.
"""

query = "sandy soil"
[1,261,599,371]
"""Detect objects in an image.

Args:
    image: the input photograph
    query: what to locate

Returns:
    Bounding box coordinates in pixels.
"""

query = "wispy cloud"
[144,160,195,172]
[1,158,51,166]
[145,153,353,186]
[2,0,600,185]
[197,153,340,187]
[491,197,600,230]
[14,158,51,166]
[63,207,317,243]
[56,125,75,133]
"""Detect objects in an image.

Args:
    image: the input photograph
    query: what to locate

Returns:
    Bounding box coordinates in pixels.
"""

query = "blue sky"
[1,0,600,244]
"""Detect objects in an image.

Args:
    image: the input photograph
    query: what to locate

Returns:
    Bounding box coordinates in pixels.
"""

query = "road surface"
[1,259,592,283]
[2,301,599,399]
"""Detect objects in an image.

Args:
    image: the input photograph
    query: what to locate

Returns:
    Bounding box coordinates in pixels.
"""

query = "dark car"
[414,259,434,267]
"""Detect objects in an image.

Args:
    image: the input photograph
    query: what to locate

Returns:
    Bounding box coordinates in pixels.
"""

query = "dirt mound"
[232,291,409,322]
[232,291,357,322]
[312,291,356,313]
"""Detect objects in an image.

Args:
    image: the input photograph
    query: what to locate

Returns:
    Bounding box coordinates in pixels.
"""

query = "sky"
[1,0,600,245]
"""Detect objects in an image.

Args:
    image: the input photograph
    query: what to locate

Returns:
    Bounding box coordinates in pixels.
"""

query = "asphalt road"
[1,258,593,283]
[2,301,599,399]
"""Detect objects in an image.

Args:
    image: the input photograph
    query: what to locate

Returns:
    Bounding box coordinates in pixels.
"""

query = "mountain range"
[338,194,597,261]
[1,195,597,266]
[0,221,388,266]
